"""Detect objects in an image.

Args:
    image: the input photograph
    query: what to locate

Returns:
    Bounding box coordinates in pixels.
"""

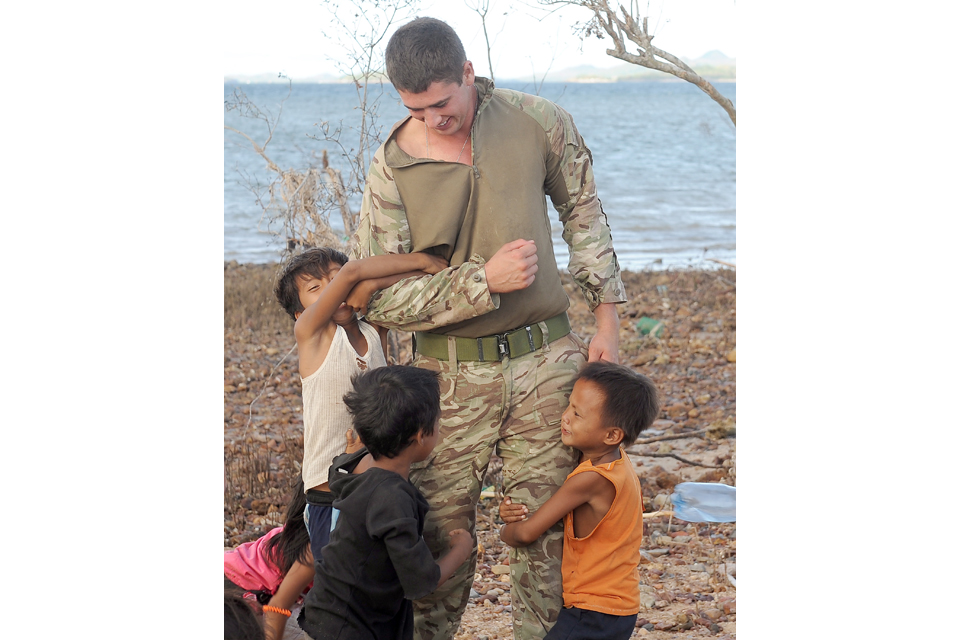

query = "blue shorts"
[303,498,337,563]
[544,606,637,640]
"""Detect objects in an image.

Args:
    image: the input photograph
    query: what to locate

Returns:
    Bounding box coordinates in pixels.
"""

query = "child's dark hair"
[263,477,310,577]
[343,366,441,460]
[224,590,266,640]
[575,361,661,446]
[274,247,349,320]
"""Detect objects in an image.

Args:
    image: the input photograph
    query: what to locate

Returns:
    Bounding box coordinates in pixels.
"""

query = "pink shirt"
[224,527,285,593]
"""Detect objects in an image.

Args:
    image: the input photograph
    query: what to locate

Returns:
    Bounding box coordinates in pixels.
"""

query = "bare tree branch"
[541,0,736,125]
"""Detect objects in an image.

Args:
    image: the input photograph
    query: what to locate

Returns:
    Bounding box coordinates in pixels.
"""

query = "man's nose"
[425,110,445,127]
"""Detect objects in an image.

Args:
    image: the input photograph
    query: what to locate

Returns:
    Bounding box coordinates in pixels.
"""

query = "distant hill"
[224,52,734,85]
[224,72,352,85]
[501,50,735,83]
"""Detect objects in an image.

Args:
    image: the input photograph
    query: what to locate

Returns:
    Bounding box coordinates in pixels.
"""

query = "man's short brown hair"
[385,17,467,93]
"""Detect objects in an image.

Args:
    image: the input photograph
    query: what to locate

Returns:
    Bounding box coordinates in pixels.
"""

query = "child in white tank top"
[273,247,448,569]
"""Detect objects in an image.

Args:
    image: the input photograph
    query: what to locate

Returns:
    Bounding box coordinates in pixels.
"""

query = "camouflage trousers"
[409,331,589,640]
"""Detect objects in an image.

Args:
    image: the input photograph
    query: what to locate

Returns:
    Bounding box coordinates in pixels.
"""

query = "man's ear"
[604,427,625,447]
[462,60,475,85]
[295,311,302,320]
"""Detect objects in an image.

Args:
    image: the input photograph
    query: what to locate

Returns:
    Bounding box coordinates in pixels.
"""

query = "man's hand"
[484,239,538,293]
[498,496,528,523]
[588,302,620,363]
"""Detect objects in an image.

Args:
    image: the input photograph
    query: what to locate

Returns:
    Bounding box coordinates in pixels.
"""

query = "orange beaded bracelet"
[262,605,291,617]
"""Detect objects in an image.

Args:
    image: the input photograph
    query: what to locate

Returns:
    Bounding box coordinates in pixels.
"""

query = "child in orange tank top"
[499,361,660,640]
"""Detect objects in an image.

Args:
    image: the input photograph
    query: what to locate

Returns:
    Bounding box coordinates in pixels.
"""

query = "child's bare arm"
[375,324,391,361]
[262,550,315,640]
[295,252,447,343]
[345,253,447,315]
[436,529,473,587]
[499,472,607,547]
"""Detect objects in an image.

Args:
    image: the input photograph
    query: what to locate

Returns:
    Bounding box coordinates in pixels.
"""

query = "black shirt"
[299,449,441,640]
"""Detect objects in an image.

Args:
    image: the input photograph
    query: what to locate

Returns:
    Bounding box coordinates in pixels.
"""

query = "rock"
[656,443,672,454]
[470,589,482,599]
[687,408,700,418]
[639,592,656,609]
[491,565,511,575]
[635,618,649,628]
[654,621,675,631]
[725,349,736,362]
[722,600,736,615]
[690,563,707,572]
[704,608,723,621]
[642,623,656,632]
[694,394,712,405]
[633,350,659,366]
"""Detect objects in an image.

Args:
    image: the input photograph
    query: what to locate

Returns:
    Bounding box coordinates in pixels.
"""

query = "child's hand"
[447,528,473,559]
[420,253,449,275]
[345,281,376,316]
[499,496,528,523]
[345,428,363,453]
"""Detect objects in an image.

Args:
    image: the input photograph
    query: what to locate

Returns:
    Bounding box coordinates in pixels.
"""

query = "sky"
[222,0,737,80]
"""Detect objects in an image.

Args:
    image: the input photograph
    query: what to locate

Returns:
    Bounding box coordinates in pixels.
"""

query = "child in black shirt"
[298,366,472,640]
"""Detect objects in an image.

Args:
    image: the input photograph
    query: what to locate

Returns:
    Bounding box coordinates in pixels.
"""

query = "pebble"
[491,565,511,575]
[639,593,656,609]
[690,563,707,572]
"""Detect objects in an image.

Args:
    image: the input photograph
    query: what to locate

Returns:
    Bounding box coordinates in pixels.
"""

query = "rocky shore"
[224,262,737,639]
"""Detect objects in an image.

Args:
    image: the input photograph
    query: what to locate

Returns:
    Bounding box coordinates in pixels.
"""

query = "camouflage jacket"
[352,77,625,336]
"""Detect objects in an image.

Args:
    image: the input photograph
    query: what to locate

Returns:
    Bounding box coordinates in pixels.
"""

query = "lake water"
[224,80,735,270]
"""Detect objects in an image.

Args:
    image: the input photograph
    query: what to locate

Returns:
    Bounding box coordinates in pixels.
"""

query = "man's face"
[397,62,476,137]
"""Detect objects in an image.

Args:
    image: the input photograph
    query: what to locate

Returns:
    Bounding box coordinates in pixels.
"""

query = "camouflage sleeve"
[352,144,499,331]
[546,104,627,311]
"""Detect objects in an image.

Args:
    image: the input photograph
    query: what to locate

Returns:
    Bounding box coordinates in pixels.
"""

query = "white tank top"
[300,320,387,490]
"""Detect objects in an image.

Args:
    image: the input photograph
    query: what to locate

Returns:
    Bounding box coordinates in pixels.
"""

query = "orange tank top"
[561,449,644,615]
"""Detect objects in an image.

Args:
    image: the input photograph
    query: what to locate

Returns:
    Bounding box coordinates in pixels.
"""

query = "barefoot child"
[498,362,661,639]
[273,247,448,569]
[299,366,474,640]
[224,479,313,640]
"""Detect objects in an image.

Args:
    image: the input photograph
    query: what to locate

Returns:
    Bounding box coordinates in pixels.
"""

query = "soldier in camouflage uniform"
[350,17,626,640]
